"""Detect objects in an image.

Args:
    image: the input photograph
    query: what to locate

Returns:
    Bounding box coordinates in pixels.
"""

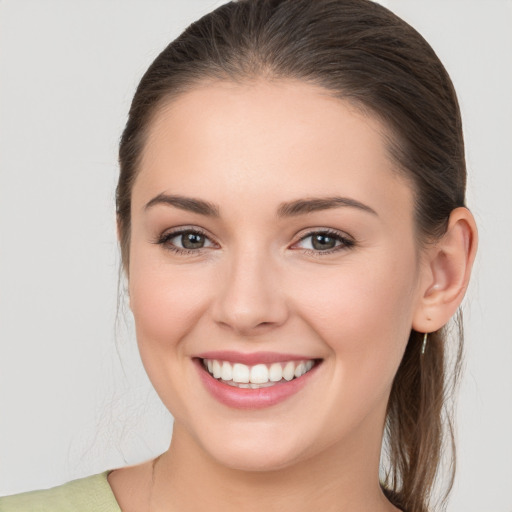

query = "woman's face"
[128,80,426,471]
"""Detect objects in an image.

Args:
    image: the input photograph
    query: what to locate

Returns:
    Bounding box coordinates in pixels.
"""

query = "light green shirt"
[0,472,121,512]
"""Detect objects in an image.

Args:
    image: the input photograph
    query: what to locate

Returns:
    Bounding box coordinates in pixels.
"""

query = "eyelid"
[152,226,355,255]
[291,228,355,254]
[295,227,354,240]
[153,226,218,254]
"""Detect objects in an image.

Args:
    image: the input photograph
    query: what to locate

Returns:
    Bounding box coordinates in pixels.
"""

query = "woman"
[0,0,478,511]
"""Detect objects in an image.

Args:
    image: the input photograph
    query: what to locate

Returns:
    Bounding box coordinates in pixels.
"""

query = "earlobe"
[412,207,478,333]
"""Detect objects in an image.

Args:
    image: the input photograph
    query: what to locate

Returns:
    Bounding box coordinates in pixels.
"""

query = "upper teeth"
[203,359,315,386]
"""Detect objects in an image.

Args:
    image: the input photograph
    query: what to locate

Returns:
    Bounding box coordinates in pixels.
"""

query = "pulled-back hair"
[117,1,466,510]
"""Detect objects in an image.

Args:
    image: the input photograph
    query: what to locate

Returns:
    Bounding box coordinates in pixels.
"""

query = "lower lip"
[194,359,320,409]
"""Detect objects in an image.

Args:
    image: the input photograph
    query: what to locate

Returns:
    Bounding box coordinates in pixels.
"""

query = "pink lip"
[193,357,321,410]
[195,350,314,365]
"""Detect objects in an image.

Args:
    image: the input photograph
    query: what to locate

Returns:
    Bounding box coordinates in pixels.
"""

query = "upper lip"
[195,351,319,366]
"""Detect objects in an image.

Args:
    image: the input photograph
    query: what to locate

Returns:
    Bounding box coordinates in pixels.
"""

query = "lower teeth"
[221,379,280,389]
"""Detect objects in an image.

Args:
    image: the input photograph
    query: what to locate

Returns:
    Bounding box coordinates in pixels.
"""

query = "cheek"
[289,253,418,379]
[128,248,212,356]
[127,250,217,418]
[289,259,419,440]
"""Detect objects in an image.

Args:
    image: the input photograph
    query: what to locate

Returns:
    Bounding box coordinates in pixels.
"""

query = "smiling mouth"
[201,358,319,389]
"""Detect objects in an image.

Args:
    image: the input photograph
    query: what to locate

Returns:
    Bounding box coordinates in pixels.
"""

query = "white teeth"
[250,364,269,384]
[221,361,232,381]
[232,363,250,383]
[269,362,283,382]
[203,358,317,387]
[294,362,306,378]
[212,360,222,379]
[282,361,295,381]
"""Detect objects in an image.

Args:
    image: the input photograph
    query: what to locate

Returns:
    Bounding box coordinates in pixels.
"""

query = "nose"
[211,248,289,336]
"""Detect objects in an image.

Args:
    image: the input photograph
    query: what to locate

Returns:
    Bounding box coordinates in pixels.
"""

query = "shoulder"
[0,472,121,512]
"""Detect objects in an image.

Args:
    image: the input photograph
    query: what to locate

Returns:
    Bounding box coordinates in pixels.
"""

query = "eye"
[155,228,216,254]
[294,230,354,253]
[173,231,209,250]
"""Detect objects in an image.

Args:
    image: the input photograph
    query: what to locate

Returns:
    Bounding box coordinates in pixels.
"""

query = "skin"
[108,80,477,512]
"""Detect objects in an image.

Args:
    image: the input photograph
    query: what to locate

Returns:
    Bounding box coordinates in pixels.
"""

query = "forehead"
[135,79,413,220]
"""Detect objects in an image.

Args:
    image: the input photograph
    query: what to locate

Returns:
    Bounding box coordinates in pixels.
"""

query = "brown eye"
[156,229,216,253]
[181,232,206,249]
[294,230,355,253]
[311,234,337,250]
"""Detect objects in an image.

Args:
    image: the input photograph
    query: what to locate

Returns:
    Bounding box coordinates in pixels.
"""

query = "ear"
[412,207,478,333]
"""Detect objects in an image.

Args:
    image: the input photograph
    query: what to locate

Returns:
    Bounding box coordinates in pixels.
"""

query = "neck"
[150,422,398,512]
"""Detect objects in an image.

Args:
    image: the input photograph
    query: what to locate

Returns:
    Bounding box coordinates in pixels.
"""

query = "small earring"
[421,332,428,355]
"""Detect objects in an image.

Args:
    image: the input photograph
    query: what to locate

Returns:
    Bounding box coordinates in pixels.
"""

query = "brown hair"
[117,1,466,510]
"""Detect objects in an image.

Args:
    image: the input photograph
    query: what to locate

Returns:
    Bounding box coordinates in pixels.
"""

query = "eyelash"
[153,228,355,256]
[294,228,355,256]
[153,228,215,256]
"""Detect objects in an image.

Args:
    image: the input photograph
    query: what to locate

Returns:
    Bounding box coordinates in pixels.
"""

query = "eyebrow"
[145,193,220,217]
[276,197,378,217]
[144,193,377,218]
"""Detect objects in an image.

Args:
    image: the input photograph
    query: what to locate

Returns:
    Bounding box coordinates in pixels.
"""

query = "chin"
[191,421,315,473]
[210,443,304,473]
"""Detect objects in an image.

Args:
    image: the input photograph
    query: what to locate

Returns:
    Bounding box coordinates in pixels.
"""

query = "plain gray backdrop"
[0,1,511,510]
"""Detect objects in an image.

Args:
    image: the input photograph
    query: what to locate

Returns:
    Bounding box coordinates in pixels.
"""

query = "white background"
[0,1,511,510]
